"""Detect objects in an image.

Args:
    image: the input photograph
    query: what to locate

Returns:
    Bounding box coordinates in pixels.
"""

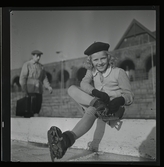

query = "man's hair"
[83,51,116,70]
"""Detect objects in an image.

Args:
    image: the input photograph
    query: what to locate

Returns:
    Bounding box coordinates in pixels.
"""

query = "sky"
[10,9,156,70]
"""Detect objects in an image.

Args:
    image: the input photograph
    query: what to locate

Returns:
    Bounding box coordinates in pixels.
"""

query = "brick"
[11,79,156,119]
[140,89,148,94]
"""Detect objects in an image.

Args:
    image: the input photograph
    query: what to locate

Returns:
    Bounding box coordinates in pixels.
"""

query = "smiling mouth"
[97,65,105,68]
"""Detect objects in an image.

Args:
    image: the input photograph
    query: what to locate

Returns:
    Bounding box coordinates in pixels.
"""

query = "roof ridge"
[114,19,156,50]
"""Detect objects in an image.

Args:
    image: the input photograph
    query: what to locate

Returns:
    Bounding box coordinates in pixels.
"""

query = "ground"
[11,140,154,163]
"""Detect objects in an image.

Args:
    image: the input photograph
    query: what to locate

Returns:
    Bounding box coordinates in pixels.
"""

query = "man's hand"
[109,97,125,113]
[92,89,110,103]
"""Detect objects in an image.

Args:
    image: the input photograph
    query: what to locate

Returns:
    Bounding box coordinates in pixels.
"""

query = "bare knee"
[67,85,78,97]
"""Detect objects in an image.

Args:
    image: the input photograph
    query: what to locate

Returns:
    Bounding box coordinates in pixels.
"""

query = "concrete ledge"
[11,117,156,160]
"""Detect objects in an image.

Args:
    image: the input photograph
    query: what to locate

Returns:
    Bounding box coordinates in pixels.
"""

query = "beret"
[84,42,110,56]
[31,50,43,55]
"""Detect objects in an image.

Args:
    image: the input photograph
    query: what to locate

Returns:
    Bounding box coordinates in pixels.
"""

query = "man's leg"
[25,93,35,117]
[35,93,42,115]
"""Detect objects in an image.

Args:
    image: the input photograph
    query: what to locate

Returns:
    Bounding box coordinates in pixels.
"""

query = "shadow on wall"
[138,126,156,160]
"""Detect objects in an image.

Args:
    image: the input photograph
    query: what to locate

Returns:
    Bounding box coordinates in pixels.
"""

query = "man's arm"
[43,70,52,93]
[19,62,28,93]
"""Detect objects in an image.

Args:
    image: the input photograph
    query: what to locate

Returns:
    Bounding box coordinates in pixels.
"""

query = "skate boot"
[90,98,119,121]
[47,126,76,161]
[102,106,125,122]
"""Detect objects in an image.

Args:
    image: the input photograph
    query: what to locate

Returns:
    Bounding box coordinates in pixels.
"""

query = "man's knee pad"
[85,106,97,116]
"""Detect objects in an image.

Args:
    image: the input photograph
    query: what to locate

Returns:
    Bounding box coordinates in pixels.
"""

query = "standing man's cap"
[84,42,110,56]
[31,50,43,55]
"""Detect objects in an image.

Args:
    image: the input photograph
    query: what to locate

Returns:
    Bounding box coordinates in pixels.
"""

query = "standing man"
[47,42,134,160]
[19,50,53,117]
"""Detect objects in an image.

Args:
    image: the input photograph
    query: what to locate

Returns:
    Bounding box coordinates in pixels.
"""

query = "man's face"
[91,51,109,73]
[32,54,41,63]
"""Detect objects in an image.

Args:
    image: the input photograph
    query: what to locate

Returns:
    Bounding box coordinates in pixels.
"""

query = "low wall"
[11,117,156,160]
[11,79,156,118]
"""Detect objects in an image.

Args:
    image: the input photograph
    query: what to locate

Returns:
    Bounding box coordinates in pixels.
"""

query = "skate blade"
[101,116,119,121]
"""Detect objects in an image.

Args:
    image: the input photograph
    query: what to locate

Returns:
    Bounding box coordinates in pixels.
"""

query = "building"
[11,19,156,91]
[11,19,156,119]
[113,19,156,82]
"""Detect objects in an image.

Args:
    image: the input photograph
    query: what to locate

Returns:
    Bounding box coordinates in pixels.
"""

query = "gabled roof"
[114,19,156,50]
[152,31,156,37]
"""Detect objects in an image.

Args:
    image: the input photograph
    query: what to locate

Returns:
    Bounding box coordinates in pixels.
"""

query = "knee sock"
[62,107,97,149]
[62,119,106,149]
[72,106,97,139]
[91,118,106,145]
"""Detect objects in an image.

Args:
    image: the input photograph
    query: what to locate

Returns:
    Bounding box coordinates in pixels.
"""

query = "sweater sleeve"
[80,69,95,95]
[19,62,28,92]
[42,70,51,89]
[118,69,134,106]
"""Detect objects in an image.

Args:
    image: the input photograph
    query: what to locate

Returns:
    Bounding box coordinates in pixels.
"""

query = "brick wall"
[11,89,83,118]
[124,80,156,118]
[11,78,156,119]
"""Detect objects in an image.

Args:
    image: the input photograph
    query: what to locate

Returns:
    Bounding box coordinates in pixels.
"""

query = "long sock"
[91,118,106,146]
[72,106,97,139]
